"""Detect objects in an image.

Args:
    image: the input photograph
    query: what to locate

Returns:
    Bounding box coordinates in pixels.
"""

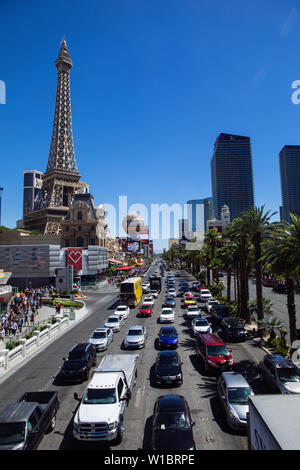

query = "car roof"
[0,401,37,422]
[221,372,250,388]
[199,333,224,346]
[157,394,185,412]
[266,354,296,368]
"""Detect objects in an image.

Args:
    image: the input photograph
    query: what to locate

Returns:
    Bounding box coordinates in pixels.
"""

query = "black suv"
[220,317,248,342]
[60,343,97,382]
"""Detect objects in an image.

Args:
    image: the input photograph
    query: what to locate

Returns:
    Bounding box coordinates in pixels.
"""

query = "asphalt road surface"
[0,265,272,450]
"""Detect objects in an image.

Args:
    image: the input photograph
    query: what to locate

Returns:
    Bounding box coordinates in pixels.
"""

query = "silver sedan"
[88,327,113,351]
[123,325,147,349]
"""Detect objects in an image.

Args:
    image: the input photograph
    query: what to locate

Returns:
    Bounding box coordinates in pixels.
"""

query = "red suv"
[139,304,152,317]
[196,333,234,373]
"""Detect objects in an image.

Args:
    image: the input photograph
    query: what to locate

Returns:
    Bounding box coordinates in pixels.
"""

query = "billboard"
[127,241,140,252]
[66,248,83,271]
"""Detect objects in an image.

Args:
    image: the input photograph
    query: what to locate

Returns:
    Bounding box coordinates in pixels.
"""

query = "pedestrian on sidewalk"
[18,317,23,333]
[11,320,18,337]
[24,312,29,326]
[30,312,35,327]
[4,319,9,336]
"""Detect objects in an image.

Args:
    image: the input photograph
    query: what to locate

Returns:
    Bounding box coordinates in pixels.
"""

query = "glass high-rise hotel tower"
[211,133,254,220]
[279,145,300,223]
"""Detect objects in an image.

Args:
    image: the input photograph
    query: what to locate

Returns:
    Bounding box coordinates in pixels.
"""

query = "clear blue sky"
[1,0,300,252]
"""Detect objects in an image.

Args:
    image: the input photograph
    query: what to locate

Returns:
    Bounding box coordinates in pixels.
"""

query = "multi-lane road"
[0,265,276,450]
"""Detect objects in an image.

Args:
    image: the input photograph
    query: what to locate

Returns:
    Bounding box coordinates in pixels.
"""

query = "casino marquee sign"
[66,248,83,272]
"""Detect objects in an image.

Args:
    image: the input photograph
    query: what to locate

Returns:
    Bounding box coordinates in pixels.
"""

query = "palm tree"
[224,218,251,322]
[261,214,300,344]
[241,206,277,322]
[199,245,212,285]
[216,242,236,301]
[204,229,222,283]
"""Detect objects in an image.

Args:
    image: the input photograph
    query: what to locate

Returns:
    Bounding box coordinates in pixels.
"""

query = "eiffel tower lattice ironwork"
[23,39,87,235]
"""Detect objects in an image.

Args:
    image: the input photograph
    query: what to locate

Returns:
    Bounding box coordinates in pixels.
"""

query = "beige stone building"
[60,193,107,248]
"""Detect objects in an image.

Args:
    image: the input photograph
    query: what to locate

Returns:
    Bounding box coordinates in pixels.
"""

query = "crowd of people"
[0,286,56,342]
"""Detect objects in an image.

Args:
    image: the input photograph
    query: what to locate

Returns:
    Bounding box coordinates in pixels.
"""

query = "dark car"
[272,282,286,293]
[60,343,96,382]
[180,286,191,296]
[151,395,196,450]
[259,354,300,394]
[154,350,183,386]
[210,304,232,323]
[220,317,248,342]
[163,296,176,308]
[158,326,179,349]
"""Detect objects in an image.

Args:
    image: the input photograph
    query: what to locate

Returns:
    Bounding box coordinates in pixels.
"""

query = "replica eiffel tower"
[23,39,87,235]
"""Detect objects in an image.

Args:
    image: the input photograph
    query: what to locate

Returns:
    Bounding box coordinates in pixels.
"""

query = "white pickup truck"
[73,354,138,444]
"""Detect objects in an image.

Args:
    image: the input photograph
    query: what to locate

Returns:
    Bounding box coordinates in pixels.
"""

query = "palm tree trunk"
[240,245,250,321]
[207,268,210,286]
[285,274,297,345]
[227,267,231,301]
[254,235,264,322]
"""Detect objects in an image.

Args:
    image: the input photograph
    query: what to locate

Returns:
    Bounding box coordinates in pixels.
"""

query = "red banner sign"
[66,248,83,271]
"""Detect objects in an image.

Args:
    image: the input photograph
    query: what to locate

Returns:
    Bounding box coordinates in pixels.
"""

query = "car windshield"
[277,367,300,382]
[165,297,174,301]
[230,323,244,330]
[195,319,208,326]
[91,332,106,339]
[128,329,143,336]
[155,412,190,430]
[141,305,149,309]
[159,355,179,365]
[207,345,230,356]
[162,310,173,315]
[83,388,117,404]
[0,422,26,445]
[188,307,198,311]
[228,387,252,404]
[116,307,126,311]
[161,329,177,337]
[107,318,118,323]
